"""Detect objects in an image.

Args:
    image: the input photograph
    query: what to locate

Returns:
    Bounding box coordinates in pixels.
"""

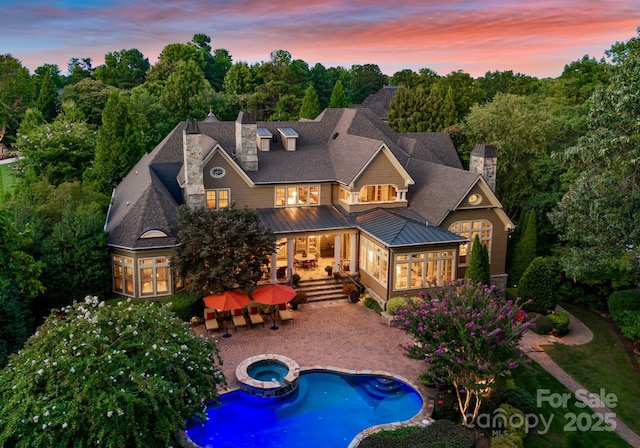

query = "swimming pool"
[185,370,423,448]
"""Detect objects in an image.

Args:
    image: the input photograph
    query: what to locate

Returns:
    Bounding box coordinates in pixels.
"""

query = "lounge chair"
[249,306,265,327]
[204,307,219,332]
[232,308,248,331]
[278,303,294,324]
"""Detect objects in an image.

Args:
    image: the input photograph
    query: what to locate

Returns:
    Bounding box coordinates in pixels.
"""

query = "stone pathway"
[520,306,640,447]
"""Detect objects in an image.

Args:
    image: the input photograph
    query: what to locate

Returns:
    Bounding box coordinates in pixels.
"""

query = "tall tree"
[441,85,458,129]
[35,72,58,121]
[89,91,141,193]
[93,48,150,89]
[510,210,537,286]
[146,42,206,83]
[310,63,333,108]
[299,85,322,119]
[223,61,254,95]
[389,69,420,88]
[550,30,640,288]
[172,206,276,296]
[388,85,428,132]
[60,78,117,125]
[66,57,93,84]
[328,80,349,108]
[16,101,96,186]
[160,60,211,121]
[0,54,33,145]
[349,63,387,104]
[128,86,176,151]
[464,234,491,286]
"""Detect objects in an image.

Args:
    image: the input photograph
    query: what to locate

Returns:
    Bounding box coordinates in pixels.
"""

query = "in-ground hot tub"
[235,354,300,398]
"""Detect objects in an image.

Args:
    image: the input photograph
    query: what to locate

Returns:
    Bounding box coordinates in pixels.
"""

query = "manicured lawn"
[542,303,640,436]
[515,361,630,448]
[0,162,17,203]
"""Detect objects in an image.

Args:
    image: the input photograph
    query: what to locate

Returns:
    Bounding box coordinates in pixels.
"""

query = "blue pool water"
[247,360,289,382]
[186,371,423,448]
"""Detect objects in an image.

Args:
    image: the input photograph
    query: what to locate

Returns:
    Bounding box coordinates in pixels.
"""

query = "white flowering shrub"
[0,296,226,447]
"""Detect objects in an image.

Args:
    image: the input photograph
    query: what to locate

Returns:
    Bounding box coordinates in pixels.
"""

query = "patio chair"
[248,306,265,327]
[204,307,220,333]
[278,303,294,325]
[232,308,248,332]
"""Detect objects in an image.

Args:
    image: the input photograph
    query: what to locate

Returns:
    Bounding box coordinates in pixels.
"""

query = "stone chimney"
[235,111,258,171]
[469,143,497,192]
[183,119,206,208]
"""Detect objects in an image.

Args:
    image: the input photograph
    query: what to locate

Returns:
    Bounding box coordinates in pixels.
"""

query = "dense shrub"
[505,287,519,302]
[363,296,382,314]
[0,285,34,368]
[547,310,570,336]
[294,290,308,304]
[502,387,536,415]
[386,296,409,314]
[612,310,640,341]
[0,296,226,447]
[432,389,460,422]
[519,257,557,314]
[608,289,640,315]
[167,291,203,322]
[490,403,527,448]
[531,314,553,335]
[358,419,474,448]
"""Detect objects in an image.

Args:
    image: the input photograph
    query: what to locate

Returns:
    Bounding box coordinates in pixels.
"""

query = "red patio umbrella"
[203,290,251,310]
[251,284,296,305]
[251,284,297,330]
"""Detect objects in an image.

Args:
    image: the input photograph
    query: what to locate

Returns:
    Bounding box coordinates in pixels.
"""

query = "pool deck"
[194,300,432,412]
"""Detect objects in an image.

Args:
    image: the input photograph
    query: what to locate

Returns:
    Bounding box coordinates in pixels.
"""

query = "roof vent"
[332,132,339,140]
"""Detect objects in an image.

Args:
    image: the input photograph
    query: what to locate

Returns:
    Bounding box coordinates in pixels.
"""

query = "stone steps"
[296,277,347,302]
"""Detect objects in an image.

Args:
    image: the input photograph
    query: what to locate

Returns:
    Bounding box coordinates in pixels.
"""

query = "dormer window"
[278,127,298,151]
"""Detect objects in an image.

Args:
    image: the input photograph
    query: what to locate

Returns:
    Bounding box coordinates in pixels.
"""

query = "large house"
[104,107,513,304]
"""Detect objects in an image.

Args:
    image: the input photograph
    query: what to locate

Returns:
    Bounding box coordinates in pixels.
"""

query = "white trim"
[349,144,415,188]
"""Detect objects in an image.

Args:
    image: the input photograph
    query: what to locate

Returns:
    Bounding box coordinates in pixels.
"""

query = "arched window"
[448,220,492,265]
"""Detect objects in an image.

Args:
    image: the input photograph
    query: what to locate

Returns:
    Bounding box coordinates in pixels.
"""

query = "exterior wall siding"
[353,151,408,191]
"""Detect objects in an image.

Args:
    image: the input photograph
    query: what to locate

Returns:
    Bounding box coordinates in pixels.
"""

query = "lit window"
[448,220,492,265]
[358,185,397,203]
[206,189,230,210]
[138,257,171,297]
[274,185,320,207]
[359,237,388,286]
[394,251,454,290]
[112,255,134,296]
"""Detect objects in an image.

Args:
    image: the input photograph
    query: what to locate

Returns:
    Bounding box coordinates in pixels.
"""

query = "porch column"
[270,251,277,283]
[287,237,295,279]
[349,231,358,276]
[333,234,341,272]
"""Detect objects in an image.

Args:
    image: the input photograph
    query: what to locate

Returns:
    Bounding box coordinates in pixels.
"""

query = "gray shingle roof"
[106,107,475,249]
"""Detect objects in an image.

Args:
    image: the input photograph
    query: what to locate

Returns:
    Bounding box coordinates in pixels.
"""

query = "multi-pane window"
[206,189,230,210]
[358,185,397,203]
[394,251,455,290]
[112,255,134,296]
[448,220,492,265]
[359,237,388,286]
[275,185,320,207]
[139,257,170,297]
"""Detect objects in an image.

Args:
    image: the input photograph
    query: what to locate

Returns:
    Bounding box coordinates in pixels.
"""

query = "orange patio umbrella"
[203,290,251,310]
[251,284,297,305]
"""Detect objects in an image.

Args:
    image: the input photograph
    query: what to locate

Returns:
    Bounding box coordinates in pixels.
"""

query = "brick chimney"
[183,119,206,208]
[235,111,258,171]
[469,144,497,192]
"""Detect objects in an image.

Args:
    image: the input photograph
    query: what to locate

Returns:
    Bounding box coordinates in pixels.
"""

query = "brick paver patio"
[197,301,427,394]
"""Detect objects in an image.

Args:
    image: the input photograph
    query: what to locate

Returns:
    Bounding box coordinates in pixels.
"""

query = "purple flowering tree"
[393,279,530,426]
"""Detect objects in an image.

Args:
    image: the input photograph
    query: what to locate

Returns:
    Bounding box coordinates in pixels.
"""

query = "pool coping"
[180,364,433,448]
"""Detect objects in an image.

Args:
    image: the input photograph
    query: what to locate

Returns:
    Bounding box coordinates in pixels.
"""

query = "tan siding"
[353,151,407,190]
[359,270,389,301]
[440,209,509,276]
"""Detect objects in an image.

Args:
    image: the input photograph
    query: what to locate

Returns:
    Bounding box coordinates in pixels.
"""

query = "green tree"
[128,86,175,152]
[60,78,117,125]
[310,63,333,108]
[557,55,610,105]
[328,80,349,108]
[33,64,64,90]
[551,30,640,288]
[0,284,33,368]
[146,42,206,83]
[89,91,141,193]
[160,60,211,121]
[476,70,540,103]
[16,101,96,186]
[389,68,420,88]
[93,48,150,89]
[519,257,557,314]
[35,72,58,122]
[172,206,276,296]
[0,54,33,145]
[299,85,322,119]
[387,85,428,132]
[441,85,458,129]
[464,234,491,286]
[349,63,387,104]
[66,57,93,84]
[223,61,255,95]
[0,296,226,447]
[462,93,560,215]
[510,210,537,286]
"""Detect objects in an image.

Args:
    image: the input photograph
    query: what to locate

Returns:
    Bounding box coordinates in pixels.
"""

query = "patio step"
[296,278,347,302]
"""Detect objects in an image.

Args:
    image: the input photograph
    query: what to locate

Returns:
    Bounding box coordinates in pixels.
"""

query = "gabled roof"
[350,85,398,120]
[356,208,467,247]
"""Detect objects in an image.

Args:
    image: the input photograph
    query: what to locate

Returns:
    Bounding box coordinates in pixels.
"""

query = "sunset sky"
[1,0,639,79]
